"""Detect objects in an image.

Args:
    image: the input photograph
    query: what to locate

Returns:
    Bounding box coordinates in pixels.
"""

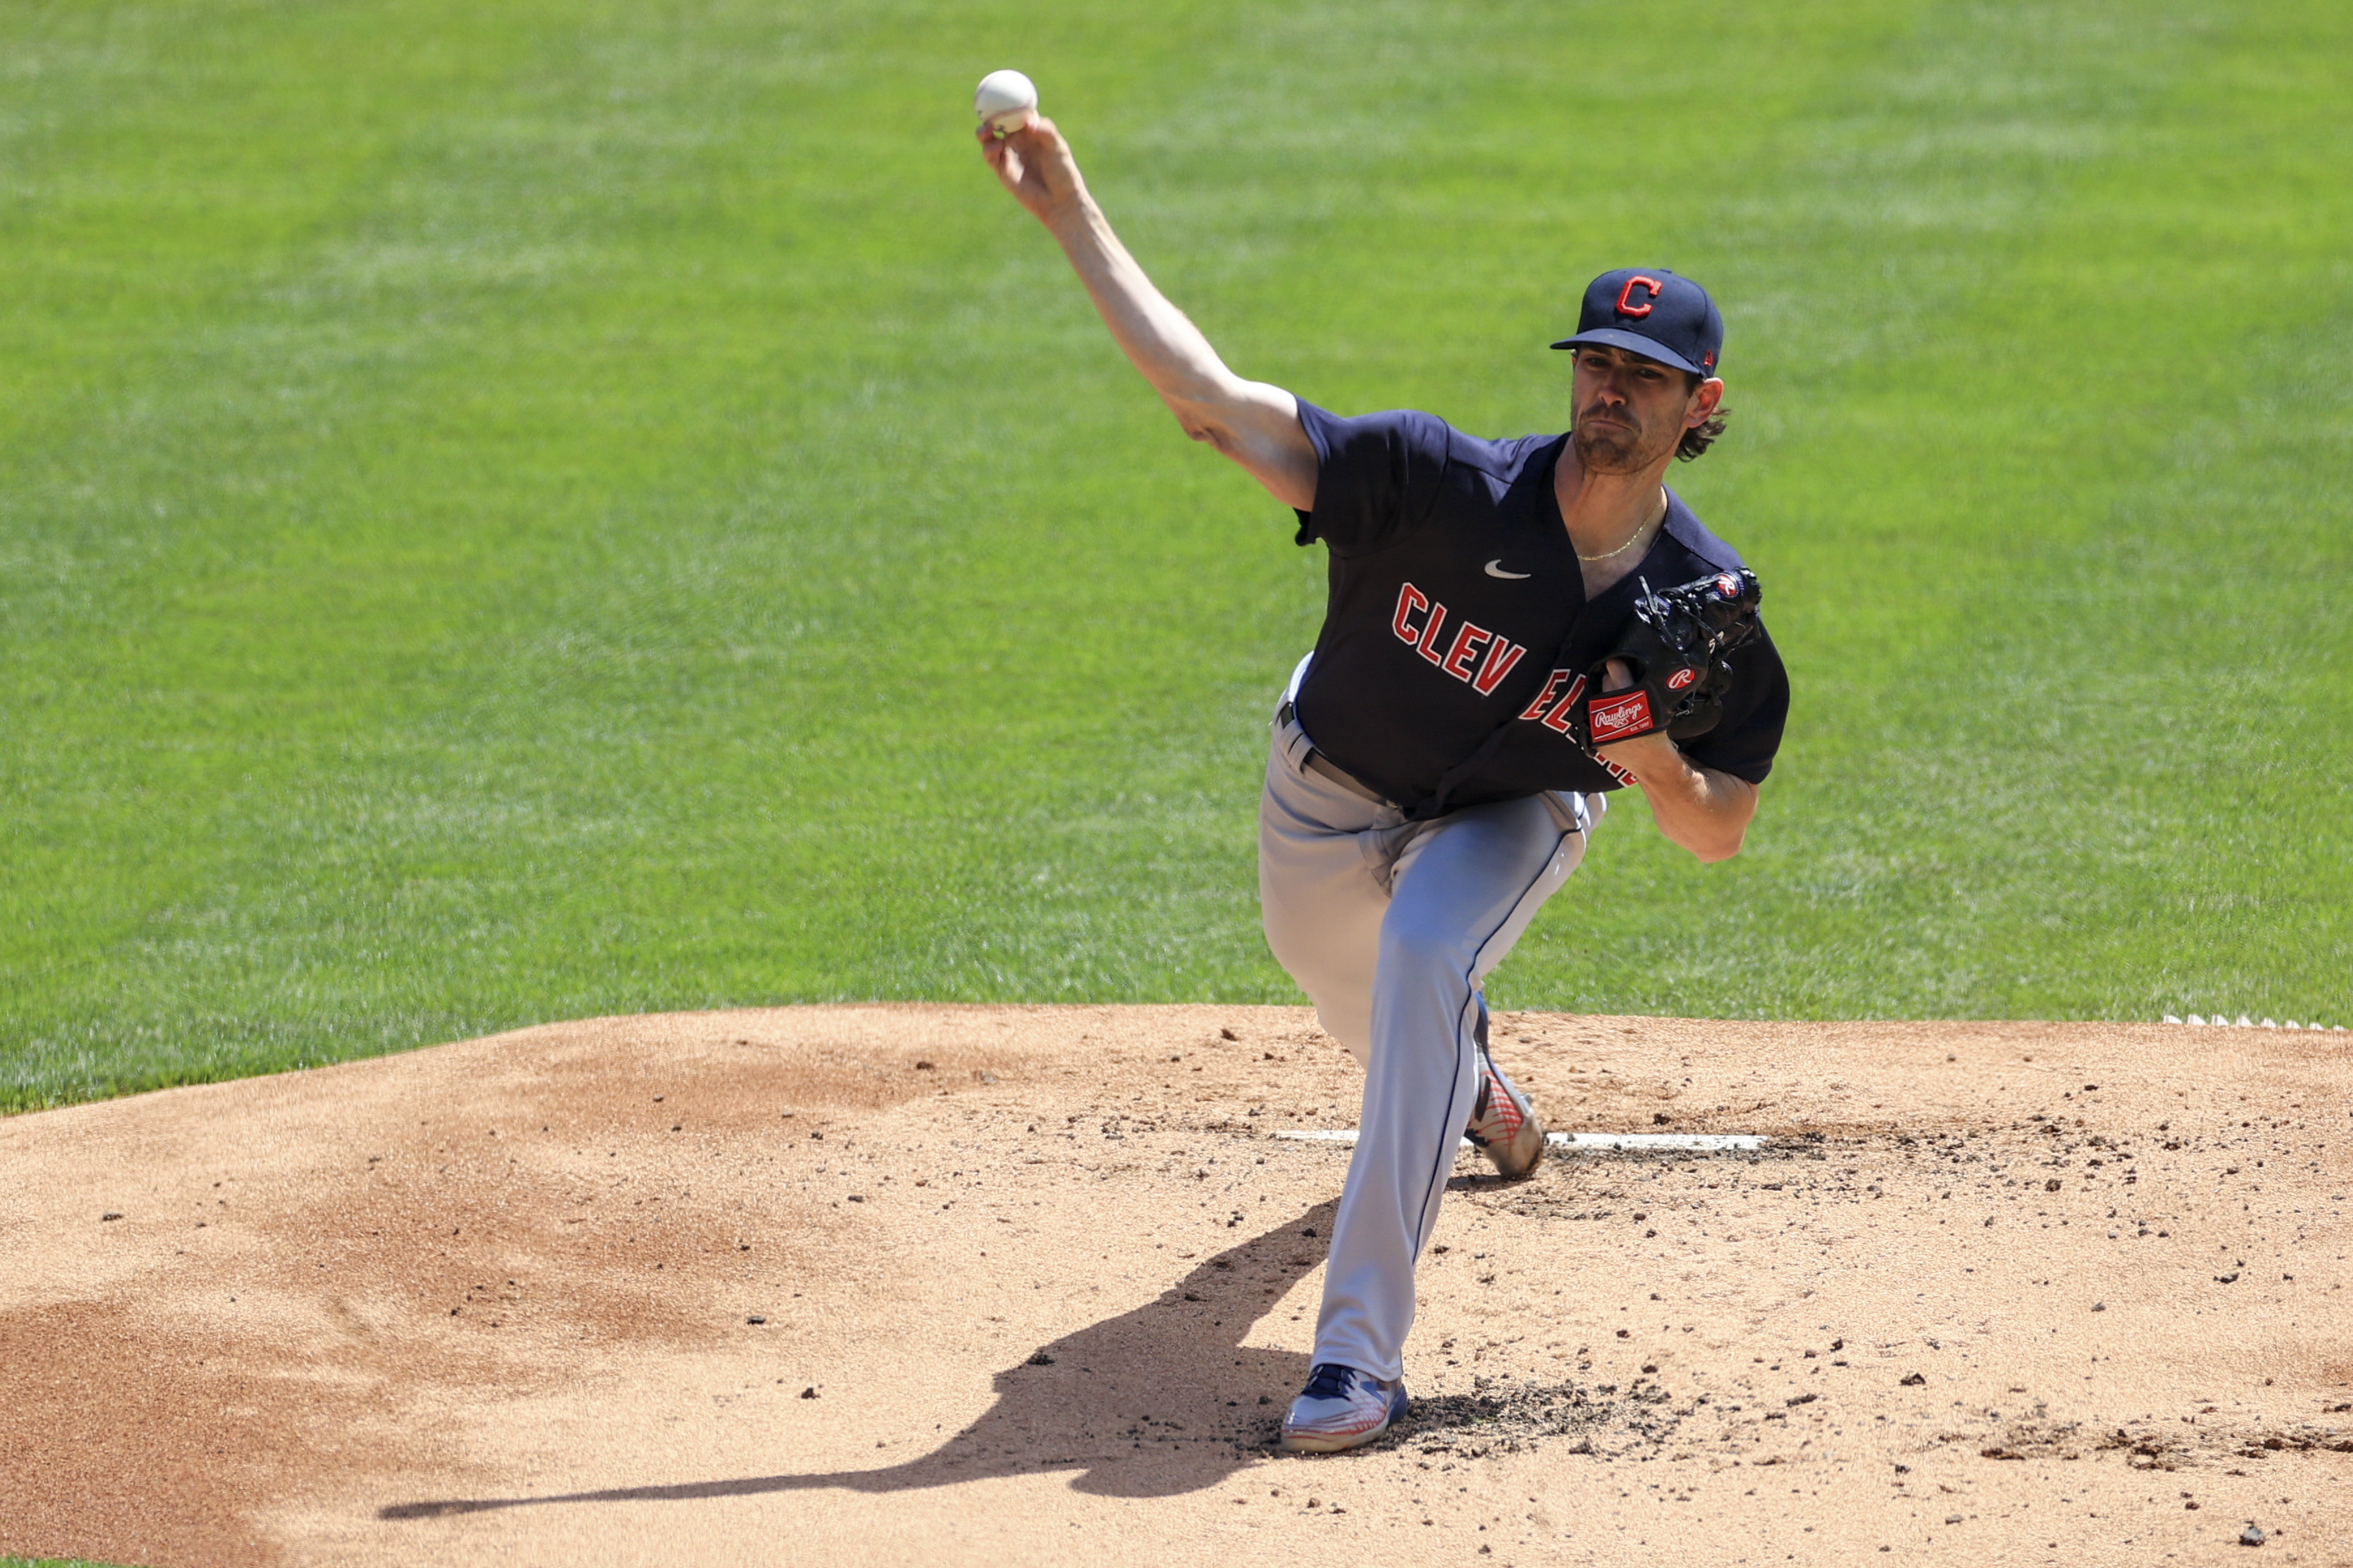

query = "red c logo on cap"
[1615,275,1663,318]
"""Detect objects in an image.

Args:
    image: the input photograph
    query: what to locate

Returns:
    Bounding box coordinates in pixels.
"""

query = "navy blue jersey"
[1288,401,1788,809]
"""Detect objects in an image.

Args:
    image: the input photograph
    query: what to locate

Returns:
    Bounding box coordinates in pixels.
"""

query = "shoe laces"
[1300,1362,1365,1400]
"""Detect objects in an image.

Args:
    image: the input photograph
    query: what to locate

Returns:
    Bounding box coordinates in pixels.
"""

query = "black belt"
[1279,699,1395,807]
[1305,750,1394,806]
[1279,700,1592,831]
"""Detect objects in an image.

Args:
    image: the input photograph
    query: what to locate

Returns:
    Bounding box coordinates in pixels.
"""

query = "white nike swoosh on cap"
[1484,559,1531,579]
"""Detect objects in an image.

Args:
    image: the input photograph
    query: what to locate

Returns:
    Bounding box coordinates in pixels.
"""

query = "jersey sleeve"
[1290,401,1454,557]
[1677,622,1790,785]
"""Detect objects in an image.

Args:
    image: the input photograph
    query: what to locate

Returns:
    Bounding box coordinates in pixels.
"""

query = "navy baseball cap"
[1550,268,1724,378]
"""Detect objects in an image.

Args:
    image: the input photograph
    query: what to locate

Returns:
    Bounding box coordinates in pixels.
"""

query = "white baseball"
[974,69,1038,138]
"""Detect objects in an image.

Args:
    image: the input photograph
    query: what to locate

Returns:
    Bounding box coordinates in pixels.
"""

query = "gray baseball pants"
[1260,664,1604,1383]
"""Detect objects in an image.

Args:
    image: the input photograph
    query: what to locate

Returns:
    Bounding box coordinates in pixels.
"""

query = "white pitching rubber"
[1553,1131,1766,1152]
[1274,1130,1766,1153]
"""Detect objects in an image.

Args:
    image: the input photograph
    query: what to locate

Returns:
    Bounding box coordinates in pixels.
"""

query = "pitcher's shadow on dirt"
[382,1198,1343,1519]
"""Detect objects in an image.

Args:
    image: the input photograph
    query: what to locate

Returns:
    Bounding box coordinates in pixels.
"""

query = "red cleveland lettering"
[1519,668,1576,721]
[1538,673,1588,734]
[1414,603,1450,667]
[1391,582,1529,699]
[1472,638,1527,696]
[1390,583,1431,646]
[1439,622,1493,681]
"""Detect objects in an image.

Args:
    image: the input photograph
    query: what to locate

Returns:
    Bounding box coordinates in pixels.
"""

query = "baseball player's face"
[1569,346,1715,475]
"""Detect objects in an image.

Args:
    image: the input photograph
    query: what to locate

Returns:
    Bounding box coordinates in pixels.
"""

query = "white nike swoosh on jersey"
[1484,559,1532,579]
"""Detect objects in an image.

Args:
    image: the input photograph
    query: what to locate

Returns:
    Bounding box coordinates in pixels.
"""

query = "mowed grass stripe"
[3,1,2347,1110]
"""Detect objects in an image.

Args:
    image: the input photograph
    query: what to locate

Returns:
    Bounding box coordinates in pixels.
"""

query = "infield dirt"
[3,1004,2349,1567]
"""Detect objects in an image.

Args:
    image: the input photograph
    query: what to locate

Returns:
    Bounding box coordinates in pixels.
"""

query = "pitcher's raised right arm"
[979,117,1317,514]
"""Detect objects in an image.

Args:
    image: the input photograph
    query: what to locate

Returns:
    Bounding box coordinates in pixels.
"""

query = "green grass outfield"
[4,0,2348,1111]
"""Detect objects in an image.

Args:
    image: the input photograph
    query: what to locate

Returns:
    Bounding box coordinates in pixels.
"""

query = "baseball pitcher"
[978,111,1789,1453]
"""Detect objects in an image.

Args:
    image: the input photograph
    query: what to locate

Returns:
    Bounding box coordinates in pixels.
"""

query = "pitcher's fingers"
[975,108,1043,149]
[977,133,1020,186]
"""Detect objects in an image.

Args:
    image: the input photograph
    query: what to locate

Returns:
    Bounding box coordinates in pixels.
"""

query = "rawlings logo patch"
[1588,689,1654,744]
[1666,666,1698,691]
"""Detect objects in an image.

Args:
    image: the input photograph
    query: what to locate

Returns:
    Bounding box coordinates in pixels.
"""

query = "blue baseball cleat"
[1279,1362,1409,1453]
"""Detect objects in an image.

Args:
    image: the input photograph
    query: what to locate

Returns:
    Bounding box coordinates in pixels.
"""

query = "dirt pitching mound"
[3,1005,2350,1567]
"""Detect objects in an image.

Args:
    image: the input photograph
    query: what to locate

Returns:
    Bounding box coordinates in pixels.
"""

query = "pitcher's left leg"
[1308,792,1593,1387]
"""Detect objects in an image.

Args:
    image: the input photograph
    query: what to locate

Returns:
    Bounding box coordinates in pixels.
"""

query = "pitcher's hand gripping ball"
[974,70,1038,139]
[1583,568,1764,746]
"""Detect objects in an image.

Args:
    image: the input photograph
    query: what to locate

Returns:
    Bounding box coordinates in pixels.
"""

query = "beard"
[1572,406,1677,475]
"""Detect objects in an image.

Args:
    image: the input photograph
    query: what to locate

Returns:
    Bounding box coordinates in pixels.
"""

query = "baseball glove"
[1582,568,1764,747]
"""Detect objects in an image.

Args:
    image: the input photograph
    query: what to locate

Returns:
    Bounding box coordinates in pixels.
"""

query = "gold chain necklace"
[1574,519,1657,564]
